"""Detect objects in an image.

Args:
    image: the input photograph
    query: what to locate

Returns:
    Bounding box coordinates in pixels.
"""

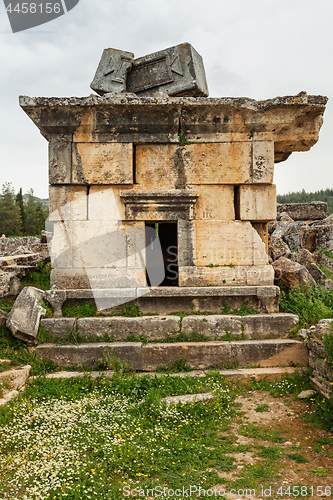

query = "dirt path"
[212,391,333,499]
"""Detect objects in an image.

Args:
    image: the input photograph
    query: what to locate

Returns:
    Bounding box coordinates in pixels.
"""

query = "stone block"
[36,342,142,370]
[181,143,252,185]
[0,271,21,298]
[252,141,274,183]
[90,48,134,96]
[182,315,243,338]
[6,287,46,345]
[126,43,208,97]
[73,103,181,144]
[179,265,274,287]
[181,313,298,340]
[135,145,180,189]
[194,221,268,266]
[272,257,316,289]
[49,185,88,222]
[241,314,299,339]
[51,267,146,289]
[231,339,308,367]
[239,185,277,221]
[178,220,196,266]
[49,134,72,184]
[277,202,327,221]
[49,221,73,270]
[269,237,291,261]
[71,220,145,269]
[136,143,271,186]
[192,185,235,220]
[41,318,76,338]
[296,248,326,283]
[72,143,133,184]
[0,365,31,405]
[142,342,232,371]
[88,186,133,221]
[77,316,180,341]
[0,308,8,326]
[252,223,269,255]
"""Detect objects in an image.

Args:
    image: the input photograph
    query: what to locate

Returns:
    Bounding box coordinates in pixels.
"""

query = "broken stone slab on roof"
[6,287,46,345]
[90,43,208,98]
[126,43,208,97]
[90,48,134,96]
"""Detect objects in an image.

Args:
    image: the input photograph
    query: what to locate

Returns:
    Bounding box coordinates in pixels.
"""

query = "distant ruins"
[19,43,328,317]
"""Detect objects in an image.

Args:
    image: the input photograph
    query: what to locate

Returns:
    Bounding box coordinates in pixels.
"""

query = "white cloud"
[0,0,332,197]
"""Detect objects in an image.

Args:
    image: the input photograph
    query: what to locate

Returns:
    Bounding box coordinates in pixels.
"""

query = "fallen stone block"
[0,271,21,298]
[0,365,31,406]
[0,308,8,326]
[126,43,208,97]
[36,342,142,370]
[313,251,333,274]
[77,316,180,341]
[277,202,327,221]
[296,248,326,282]
[161,393,213,406]
[279,212,293,221]
[90,48,134,96]
[269,237,291,261]
[320,279,333,290]
[297,390,316,399]
[6,287,46,344]
[272,257,316,289]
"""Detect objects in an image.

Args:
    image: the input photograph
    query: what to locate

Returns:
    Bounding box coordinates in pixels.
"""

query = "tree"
[15,187,26,234]
[0,183,22,237]
[24,189,48,236]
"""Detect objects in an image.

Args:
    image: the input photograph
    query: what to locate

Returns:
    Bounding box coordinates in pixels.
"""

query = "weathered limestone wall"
[20,93,327,289]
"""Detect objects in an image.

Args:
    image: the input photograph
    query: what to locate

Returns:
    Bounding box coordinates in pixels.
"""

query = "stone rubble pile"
[269,202,333,290]
[0,233,50,299]
[299,319,333,399]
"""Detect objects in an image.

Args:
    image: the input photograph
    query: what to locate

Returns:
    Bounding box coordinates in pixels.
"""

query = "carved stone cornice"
[120,189,198,221]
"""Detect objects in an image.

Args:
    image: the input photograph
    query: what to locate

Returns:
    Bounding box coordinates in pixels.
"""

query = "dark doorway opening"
[145,222,179,286]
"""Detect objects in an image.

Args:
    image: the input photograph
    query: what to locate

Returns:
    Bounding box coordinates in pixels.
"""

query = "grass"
[279,283,333,329]
[19,261,51,291]
[0,367,332,498]
[0,372,238,499]
[255,403,269,412]
[287,453,309,463]
[0,299,15,314]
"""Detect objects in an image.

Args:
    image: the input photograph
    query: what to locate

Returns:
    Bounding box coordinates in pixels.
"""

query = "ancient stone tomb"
[19,90,327,298]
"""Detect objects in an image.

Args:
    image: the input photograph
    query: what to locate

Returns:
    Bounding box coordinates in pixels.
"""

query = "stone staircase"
[33,286,307,372]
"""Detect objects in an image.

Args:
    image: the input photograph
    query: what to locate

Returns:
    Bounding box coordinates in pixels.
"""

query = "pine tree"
[15,187,26,234]
[0,183,22,237]
[24,189,48,236]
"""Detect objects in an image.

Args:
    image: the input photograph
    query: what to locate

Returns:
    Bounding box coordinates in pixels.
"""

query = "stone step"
[41,313,299,342]
[35,339,308,371]
[30,366,302,382]
[44,285,280,317]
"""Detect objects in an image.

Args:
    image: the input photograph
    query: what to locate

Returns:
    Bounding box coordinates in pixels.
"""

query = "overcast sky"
[0,0,332,198]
